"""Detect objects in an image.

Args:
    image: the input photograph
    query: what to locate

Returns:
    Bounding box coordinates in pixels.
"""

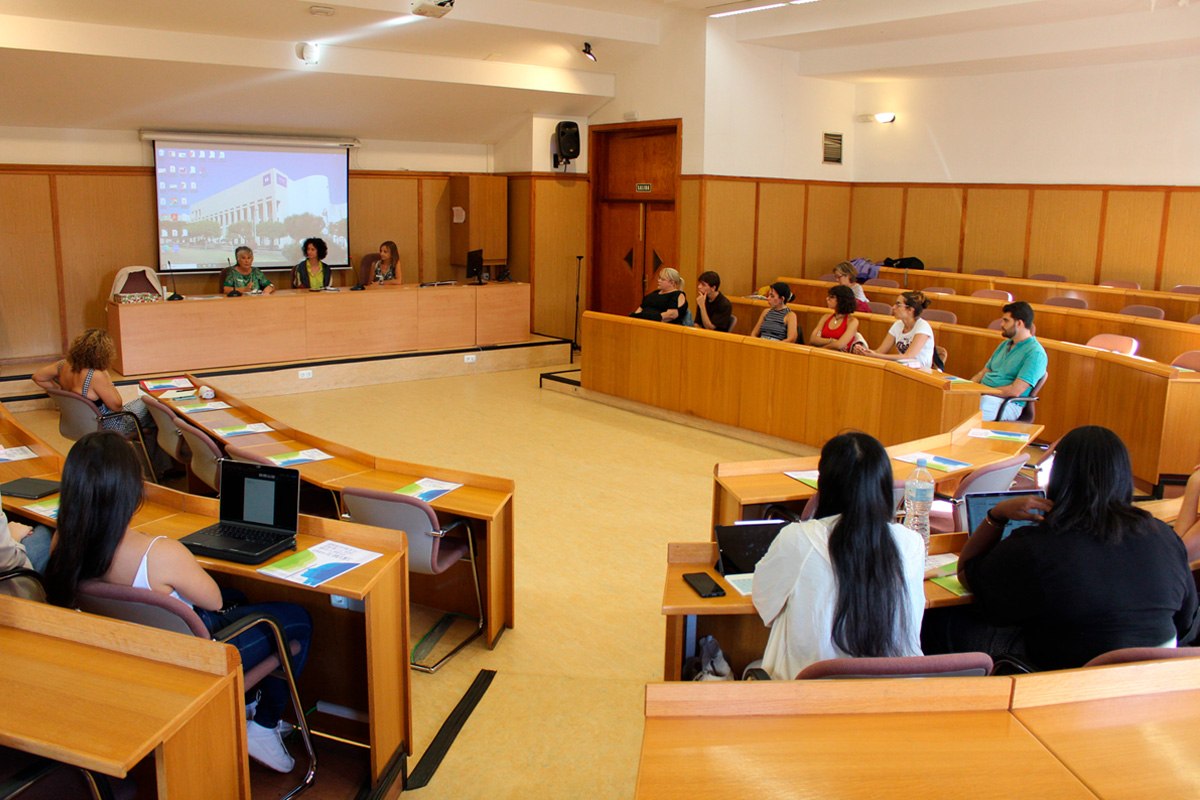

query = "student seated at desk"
[694,271,733,332]
[0,501,51,572]
[750,282,801,344]
[223,246,275,295]
[969,301,1047,421]
[631,268,687,324]
[292,237,332,290]
[372,240,404,285]
[1178,466,1200,561]
[943,426,1199,671]
[752,432,926,680]
[809,285,861,352]
[43,432,314,774]
[31,329,172,475]
[853,291,936,367]
[833,261,871,313]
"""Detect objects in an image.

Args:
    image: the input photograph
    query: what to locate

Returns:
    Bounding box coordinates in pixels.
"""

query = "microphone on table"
[224,258,241,297]
[165,261,184,301]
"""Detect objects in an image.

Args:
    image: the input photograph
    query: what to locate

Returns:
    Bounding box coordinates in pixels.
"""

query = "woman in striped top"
[751,282,800,343]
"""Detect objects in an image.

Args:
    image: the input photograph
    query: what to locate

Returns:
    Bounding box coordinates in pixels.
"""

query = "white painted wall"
[703,20,855,180]
[854,55,1200,185]
[493,116,588,174]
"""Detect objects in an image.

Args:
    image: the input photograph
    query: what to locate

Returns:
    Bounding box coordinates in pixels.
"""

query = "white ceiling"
[0,0,1195,143]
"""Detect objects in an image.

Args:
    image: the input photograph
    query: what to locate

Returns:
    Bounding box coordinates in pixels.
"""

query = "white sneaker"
[247,720,295,773]
[275,719,295,736]
[245,699,257,721]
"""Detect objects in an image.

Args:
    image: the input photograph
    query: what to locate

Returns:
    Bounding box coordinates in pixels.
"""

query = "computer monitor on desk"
[466,248,485,285]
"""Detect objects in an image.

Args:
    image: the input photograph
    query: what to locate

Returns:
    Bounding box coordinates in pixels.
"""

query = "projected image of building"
[189,169,347,234]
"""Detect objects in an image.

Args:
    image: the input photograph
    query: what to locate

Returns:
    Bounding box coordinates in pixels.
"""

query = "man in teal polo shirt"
[970,301,1047,421]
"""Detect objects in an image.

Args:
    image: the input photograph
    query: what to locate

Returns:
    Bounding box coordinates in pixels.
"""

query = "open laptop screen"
[218,460,300,533]
[714,521,788,576]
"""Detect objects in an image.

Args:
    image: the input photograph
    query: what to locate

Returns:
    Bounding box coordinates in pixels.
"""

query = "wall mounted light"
[582,42,597,61]
[296,42,319,65]
[857,112,896,123]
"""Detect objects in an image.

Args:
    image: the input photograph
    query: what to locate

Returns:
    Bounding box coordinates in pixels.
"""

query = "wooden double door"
[589,121,682,316]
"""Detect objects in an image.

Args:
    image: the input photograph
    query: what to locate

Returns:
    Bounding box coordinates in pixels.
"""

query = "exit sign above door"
[635,183,652,192]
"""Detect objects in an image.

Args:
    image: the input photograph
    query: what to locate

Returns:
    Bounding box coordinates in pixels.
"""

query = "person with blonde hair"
[631,267,688,324]
[833,261,870,312]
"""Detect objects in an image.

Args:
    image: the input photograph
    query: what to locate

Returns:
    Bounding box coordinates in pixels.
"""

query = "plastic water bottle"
[903,459,935,554]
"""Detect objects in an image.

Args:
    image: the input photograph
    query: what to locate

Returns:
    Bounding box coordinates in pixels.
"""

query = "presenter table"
[107,282,531,375]
[0,595,249,800]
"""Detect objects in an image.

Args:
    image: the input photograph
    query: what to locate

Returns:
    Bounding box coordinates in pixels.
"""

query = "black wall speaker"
[554,121,581,167]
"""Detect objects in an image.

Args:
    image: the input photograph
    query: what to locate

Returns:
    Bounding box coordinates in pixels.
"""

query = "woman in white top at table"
[854,290,936,368]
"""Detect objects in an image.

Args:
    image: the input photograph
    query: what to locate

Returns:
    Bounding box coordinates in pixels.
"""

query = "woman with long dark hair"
[957,425,1198,670]
[753,432,926,680]
[43,431,313,773]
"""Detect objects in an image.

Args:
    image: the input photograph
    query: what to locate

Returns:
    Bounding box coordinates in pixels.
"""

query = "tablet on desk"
[0,478,61,500]
[964,490,1046,538]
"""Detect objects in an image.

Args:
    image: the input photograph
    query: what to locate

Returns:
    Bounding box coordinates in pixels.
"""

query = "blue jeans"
[22,526,53,573]
[196,588,313,728]
[980,394,1023,422]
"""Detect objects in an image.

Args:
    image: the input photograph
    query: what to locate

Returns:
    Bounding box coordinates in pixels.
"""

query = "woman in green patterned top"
[222,247,275,295]
[373,241,404,285]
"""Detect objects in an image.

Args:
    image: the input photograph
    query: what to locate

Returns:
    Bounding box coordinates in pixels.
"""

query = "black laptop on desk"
[181,460,300,564]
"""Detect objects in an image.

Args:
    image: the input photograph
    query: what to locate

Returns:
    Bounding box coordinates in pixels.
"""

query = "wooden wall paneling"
[804,349,885,444]
[680,331,743,427]
[1161,379,1200,476]
[737,339,808,442]
[1089,355,1169,485]
[55,174,158,343]
[531,178,588,341]
[347,176,420,284]
[1099,191,1165,289]
[420,178,452,282]
[881,370,969,444]
[0,174,61,361]
[679,178,701,286]
[1161,191,1200,293]
[702,180,757,297]
[1027,189,1104,285]
[903,187,964,273]
[961,188,1029,276]
[580,313,629,397]
[804,184,852,278]
[506,178,532,285]
[755,182,806,285]
[626,321,684,412]
[847,186,903,262]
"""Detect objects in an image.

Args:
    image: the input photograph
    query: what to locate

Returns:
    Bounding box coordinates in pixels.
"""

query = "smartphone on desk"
[684,572,725,598]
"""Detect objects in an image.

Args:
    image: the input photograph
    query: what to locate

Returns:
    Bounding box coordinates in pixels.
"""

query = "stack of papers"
[267,449,333,467]
[258,540,382,587]
[783,470,819,490]
[967,428,1030,442]
[139,377,192,391]
[395,478,462,502]
[159,388,197,400]
[215,423,273,437]
[177,400,231,413]
[896,452,972,472]
[0,446,37,462]
[924,554,958,579]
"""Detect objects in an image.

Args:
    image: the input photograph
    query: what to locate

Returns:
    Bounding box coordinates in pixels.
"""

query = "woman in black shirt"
[954,425,1199,671]
[631,268,687,324]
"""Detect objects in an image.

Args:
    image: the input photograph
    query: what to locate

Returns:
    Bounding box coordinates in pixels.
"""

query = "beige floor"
[18,363,798,799]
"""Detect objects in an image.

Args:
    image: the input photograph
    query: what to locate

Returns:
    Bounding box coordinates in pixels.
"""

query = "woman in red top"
[810,285,861,351]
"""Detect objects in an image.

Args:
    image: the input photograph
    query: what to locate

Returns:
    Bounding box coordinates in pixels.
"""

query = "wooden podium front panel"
[418,285,476,350]
[108,294,305,374]
[304,288,418,358]
[475,283,530,346]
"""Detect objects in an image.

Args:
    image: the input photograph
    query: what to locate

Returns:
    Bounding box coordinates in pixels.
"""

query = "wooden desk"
[0,595,248,800]
[0,402,63,485]
[636,679,1095,799]
[173,375,515,648]
[107,282,531,375]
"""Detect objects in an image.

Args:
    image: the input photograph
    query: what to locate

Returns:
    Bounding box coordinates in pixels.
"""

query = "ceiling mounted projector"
[411,0,454,18]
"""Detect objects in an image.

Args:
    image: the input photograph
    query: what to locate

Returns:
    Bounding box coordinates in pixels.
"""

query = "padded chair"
[1084,647,1200,668]
[972,269,1006,277]
[867,301,892,315]
[359,252,381,285]
[1172,351,1200,371]
[1171,284,1200,295]
[864,278,899,289]
[1086,333,1139,356]
[45,387,155,482]
[725,315,737,333]
[922,286,956,295]
[1119,304,1166,320]
[925,265,955,272]
[1044,296,1087,309]
[1028,272,1066,282]
[929,453,1030,534]
[1100,279,1140,290]
[796,652,993,680]
[341,487,484,673]
[922,309,957,324]
[799,481,906,523]
[994,372,1048,424]
[1011,434,1062,491]
[972,289,1013,301]
[987,318,1005,331]
[0,568,46,602]
[817,273,837,282]
[141,395,187,467]
[1188,314,1200,326]
[173,418,223,493]
[75,581,315,800]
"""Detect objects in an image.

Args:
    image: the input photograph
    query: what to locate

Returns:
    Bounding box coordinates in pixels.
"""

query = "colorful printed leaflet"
[139,377,192,391]
[967,428,1030,442]
[0,447,37,462]
[930,574,971,597]
[215,423,273,437]
[177,401,232,413]
[783,470,819,490]
[258,540,382,588]
[395,478,463,503]
[24,498,59,520]
[267,449,333,467]
[896,452,972,473]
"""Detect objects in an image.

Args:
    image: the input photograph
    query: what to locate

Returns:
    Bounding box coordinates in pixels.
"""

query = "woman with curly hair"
[292,237,332,289]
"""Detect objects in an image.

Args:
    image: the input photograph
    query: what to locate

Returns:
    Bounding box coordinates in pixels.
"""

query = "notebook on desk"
[714,520,788,596]
[181,460,300,564]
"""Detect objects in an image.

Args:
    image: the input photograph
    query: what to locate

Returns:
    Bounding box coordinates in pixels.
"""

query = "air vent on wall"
[823,132,843,164]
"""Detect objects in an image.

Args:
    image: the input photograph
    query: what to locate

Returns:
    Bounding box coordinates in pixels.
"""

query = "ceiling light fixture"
[789,0,821,4]
[297,42,319,65]
[583,42,597,62]
[857,113,897,123]
[309,5,335,16]
[710,4,786,18]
